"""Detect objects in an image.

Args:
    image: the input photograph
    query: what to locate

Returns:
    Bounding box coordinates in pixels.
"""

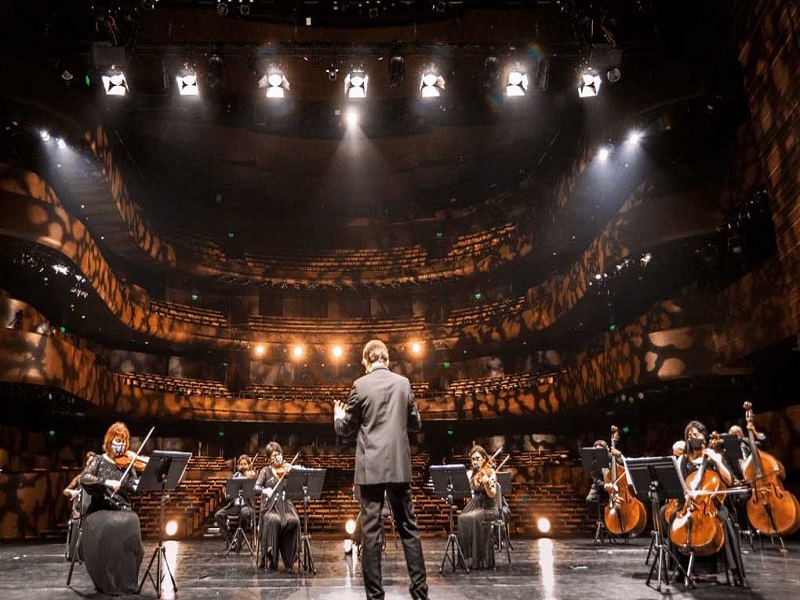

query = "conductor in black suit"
[334,339,428,600]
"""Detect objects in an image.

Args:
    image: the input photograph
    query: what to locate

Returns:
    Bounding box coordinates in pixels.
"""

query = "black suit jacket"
[334,363,422,485]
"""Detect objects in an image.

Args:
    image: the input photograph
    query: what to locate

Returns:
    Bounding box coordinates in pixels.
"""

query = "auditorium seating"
[119,372,233,397]
[446,372,556,397]
[246,314,425,335]
[445,223,516,260]
[445,296,526,328]
[245,245,428,274]
[240,382,431,402]
[150,299,229,328]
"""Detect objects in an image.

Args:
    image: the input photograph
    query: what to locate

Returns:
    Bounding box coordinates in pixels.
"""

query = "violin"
[242,453,258,478]
[742,402,800,536]
[669,432,725,556]
[113,451,149,473]
[603,425,647,537]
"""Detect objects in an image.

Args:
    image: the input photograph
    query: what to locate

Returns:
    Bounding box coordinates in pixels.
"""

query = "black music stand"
[137,450,192,599]
[224,477,256,556]
[626,456,690,593]
[580,447,616,544]
[719,435,758,551]
[284,467,326,574]
[431,464,472,574]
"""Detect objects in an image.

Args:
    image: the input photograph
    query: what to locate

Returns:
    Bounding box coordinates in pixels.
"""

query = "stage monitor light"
[345,519,357,535]
[261,72,289,99]
[102,70,128,96]
[506,69,529,97]
[176,73,199,96]
[578,72,601,98]
[165,519,179,537]
[345,70,368,99]
[240,0,252,16]
[57,138,66,149]
[607,67,621,83]
[537,517,551,534]
[420,71,444,98]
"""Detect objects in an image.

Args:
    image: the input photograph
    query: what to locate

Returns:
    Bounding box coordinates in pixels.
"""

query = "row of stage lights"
[95,62,534,101]
[252,341,425,359]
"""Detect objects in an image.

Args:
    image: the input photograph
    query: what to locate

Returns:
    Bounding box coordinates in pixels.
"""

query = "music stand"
[580,447,615,544]
[283,467,326,574]
[430,464,472,574]
[625,456,690,593]
[224,477,256,556]
[137,450,192,599]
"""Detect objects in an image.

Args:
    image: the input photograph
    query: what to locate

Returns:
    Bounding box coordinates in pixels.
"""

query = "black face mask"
[688,437,705,452]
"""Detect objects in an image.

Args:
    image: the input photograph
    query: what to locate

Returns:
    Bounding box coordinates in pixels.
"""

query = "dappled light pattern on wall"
[714,256,795,363]
[0,165,63,207]
[84,125,177,267]
[0,470,75,539]
[738,0,800,334]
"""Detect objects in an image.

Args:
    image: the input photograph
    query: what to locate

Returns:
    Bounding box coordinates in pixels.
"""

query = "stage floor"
[0,536,797,599]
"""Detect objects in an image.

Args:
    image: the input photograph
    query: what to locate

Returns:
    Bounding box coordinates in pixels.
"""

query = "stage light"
[597,146,610,161]
[57,138,66,149]
[260,71,289,99]
[607,67,621,83]
[239,0,252,16]
[165,519,179,537]
[345,519,357,535]
[40,130,50,141]
[343,538,354,554]
[332,345,344,359]
[101,69,128,96]
[176,73,199,96]
[537,517,551,534]
[578,72,601,98]
[410,342,422,355]
[506,69,529,97]
[217,1,229,16]
[345,69,368,99]
[626,130,642,145]
[483,55,500,90]
[420,70,445,98]
[255,344,266,357]
[292,344,304,358]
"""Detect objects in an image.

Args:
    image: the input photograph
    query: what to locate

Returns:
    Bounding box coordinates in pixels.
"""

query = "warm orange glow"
[332,345,344,359]
[410,342,422,355]
[292,344,304,358]
[254,344,266,357]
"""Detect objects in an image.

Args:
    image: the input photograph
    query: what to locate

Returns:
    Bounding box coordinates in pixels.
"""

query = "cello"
[742,401,800,537]
[669,433,725,557]
[603,426,647,537]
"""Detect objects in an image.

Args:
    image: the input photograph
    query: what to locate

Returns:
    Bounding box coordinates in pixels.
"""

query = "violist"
[457,445,500,569]
[254,442,301,571]
[215,454,257,550]
[78,422,147,595]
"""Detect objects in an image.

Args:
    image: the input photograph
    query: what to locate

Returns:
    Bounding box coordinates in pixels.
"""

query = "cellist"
[670,420,745,586]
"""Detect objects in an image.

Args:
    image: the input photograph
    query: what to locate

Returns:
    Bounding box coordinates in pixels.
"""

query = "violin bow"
[118,426,155,485]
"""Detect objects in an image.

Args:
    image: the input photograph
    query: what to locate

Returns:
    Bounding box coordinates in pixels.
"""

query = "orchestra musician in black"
[215,454,256,550]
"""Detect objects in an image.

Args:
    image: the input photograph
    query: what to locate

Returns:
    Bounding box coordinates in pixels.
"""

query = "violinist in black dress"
[78,422,145,595]
[254,442,300,570]
[457,445,500,569]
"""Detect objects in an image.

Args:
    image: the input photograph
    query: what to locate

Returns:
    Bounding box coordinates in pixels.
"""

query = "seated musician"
[254,442,300,571]
[215,454,256,550]
[457,445,500,569]
[670,420,745,586]
[584,440,624,513]
[78,422,145,595]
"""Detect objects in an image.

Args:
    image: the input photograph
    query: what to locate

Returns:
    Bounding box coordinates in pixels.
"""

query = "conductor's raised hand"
[334,399,347,421]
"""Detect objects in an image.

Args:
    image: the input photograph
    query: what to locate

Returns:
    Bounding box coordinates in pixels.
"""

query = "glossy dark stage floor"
[1,536,798,599]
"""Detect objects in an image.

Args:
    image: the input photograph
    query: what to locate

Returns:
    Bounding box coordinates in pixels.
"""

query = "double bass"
[669,433,725,556]
[603,426,647,537]
[742,401,800,536]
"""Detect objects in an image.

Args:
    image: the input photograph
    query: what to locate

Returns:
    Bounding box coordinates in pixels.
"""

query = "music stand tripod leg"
[66,525,82,586]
